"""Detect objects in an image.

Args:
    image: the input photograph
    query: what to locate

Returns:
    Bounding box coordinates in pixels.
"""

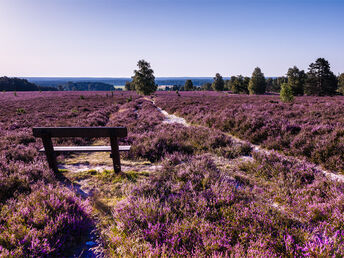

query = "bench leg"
[42,136,58,173]
[110,137,121,173]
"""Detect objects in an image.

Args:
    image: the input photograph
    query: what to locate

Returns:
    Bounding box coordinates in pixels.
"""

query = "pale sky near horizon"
[0,0,343,77]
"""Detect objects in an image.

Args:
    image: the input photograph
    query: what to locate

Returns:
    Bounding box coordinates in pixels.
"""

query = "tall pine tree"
[184,80,194,91]
[212,73,224,91]
[304,58,337,96]
[248,67,266,94]
[336,73,344,95]
[287,66,307,96]
[230,75,249,94]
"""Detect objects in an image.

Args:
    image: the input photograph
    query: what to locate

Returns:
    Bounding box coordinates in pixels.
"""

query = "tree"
[0,77,57,91]
[132,60,157,95]
[184,80,194,91]
[230,75,249,94]
[280,83,294,103]
[248,67,266,94]
[287,66,306,96]
[304,58,337,96]
[201,82,212,91]
[125,81,135,91]
[212,73,224,91]
[266,77,287,93]
[337,73,344,95]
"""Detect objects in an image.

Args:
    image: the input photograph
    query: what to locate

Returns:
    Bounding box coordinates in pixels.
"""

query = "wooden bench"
[32,127,130,173]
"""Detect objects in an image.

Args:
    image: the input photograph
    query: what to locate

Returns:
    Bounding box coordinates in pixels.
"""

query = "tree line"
[127,58,344,97]
[0,77,58,91]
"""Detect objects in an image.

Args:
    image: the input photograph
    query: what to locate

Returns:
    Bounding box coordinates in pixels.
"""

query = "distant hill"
[24,77,226,87]
[0,77,57,91]
[60,81,115,91]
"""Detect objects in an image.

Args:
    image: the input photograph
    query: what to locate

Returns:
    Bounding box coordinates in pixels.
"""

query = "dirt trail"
[156,106,190,126]
[57,152,162,257]
[152,98,344,183]
[58,98,343,256]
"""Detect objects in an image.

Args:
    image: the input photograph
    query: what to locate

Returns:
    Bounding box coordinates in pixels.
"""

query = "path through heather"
[52,95,344,256]
[153,98,344,183]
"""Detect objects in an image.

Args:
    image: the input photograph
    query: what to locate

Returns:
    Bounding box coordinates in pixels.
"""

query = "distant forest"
[0,77,57,91]
[58,81,115,91]
[0,77,117,91]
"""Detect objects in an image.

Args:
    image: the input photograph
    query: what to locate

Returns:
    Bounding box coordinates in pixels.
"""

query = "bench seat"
[33,127,129,173]
[39,145,131,152]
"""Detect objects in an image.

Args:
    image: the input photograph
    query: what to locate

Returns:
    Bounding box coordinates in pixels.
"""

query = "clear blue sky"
[0,0,343,77]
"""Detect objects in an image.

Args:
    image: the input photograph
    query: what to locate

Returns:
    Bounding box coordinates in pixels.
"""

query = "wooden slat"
[39,145,131,152]
[33,127,127,138]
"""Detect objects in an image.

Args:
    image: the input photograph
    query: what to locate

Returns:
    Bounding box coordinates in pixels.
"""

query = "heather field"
[156,92,344,173]
[1,91,344,256]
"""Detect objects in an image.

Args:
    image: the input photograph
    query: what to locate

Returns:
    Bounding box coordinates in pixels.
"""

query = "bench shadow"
[54,169,102,257]
[55,170,91,199]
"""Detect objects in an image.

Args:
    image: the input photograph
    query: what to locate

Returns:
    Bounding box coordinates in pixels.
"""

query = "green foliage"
[304,58,337,96]
[337,73,344,95]
[201,82,212,91]
[132,60,157,95]
[212,73,224,91]
[280,83,294,103]
[266,77,287,93]
[229,75,249,94]
[287,66,306,96]
[125,81,135,91]
[184,80,194,91]
[0,77,57,91]
[16,108,26,115]
[61,81,114,91]
[248,67,266,94]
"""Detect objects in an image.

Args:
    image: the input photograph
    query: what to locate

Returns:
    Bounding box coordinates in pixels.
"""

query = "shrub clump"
[280,83,294,103]
[0,184,92,256]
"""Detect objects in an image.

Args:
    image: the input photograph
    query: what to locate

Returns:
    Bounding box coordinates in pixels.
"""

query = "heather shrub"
[216,143,252,159]
[87,105,115,126]
[0,184,92,256]
[156,93,344,173]
[108,98,165,136]
[128,124,235,162]
[249,152,317,185]
[110,155,309,256]
[0,174,30,203]
[4,130,36,145]
[0,92,133,255]
[5,145,37,163]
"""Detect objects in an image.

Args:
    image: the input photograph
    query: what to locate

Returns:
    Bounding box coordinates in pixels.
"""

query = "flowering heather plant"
[108,98,165,135]
[106,150,344,256]
[127,123,250,162]
[2,90,344,256]
[0,184,92,256]
[108,98,251,161]
[156,92,344,173]
[109,154,312,256]
[0,91,137,255]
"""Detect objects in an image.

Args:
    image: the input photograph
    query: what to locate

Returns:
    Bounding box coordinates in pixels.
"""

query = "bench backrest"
[32,127,127,138]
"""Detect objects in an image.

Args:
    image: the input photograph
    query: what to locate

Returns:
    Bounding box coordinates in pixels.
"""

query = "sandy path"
[153,100,344,183]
